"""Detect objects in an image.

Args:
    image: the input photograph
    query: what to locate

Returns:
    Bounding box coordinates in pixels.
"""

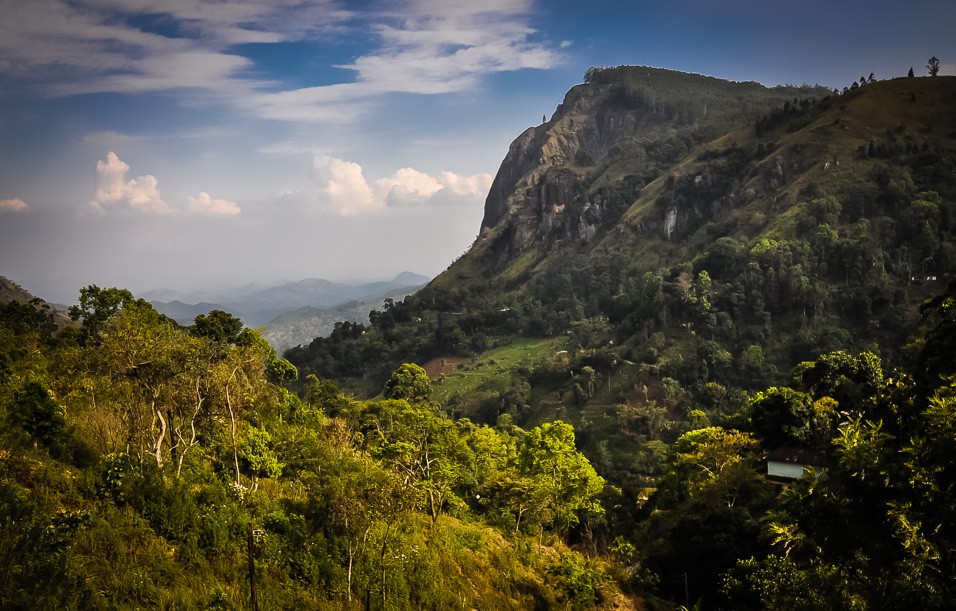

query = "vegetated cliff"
[474,66,832,265]
[290,66,956,405]
[430,67,956,368]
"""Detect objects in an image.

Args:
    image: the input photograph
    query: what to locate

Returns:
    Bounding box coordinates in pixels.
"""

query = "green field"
[431,336,565,401]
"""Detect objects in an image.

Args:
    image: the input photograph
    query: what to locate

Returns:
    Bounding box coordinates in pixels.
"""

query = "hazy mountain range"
[145,272,430,353]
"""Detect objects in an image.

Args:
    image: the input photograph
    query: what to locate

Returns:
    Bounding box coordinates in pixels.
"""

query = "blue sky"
[1,0,953,304]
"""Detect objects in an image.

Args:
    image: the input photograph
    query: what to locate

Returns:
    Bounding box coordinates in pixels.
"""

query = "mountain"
[149,272,431,327]
[149,299,228,325]
[261,283,427,355]
[284,70,956,599]
[7,68,956,610]
[288,67,956,404]
[457,67,834,272]
[0,274,73,328]
[0,275,37,304]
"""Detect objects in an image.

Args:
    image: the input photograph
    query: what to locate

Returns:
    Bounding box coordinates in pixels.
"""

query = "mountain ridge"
[149,272,430,327]
[288,68,956,404]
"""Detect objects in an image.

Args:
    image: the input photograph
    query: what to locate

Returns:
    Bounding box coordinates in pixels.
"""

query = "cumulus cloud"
[91,151,171,214]
[0,198,29,212]
[308,155,491,215]
[88,152,243,217]
[189,192,241,216]
[309,155,378,216]
[376,168,443,206]
[376,167,492,207]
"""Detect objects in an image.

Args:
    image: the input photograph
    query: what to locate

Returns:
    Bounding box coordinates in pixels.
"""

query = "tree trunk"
[152,400,167,468]
[347,540,354,603]
[380,522,393,609]
[226,379,241,488]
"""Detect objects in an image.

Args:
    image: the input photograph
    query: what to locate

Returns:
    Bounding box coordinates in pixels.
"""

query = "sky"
[1,0,954,304]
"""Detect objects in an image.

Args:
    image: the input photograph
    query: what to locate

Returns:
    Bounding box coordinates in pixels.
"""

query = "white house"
[767,447,823,480]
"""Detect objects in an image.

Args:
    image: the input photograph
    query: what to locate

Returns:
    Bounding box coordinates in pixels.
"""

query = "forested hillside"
[280,67,956,607]
[0,287,619,608]
[4,280,956,608]
[3,66,956,609]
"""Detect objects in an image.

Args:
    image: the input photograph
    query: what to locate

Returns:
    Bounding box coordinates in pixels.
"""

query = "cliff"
[476,67,832,264]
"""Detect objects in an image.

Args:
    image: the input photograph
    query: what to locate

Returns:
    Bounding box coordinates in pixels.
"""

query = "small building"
[767,447,823,480]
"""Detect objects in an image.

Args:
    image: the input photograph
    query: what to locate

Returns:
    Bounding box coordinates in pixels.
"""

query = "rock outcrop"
[477,66,831,262]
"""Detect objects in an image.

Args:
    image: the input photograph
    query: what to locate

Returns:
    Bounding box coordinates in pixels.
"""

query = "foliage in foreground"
[0,288,611,609]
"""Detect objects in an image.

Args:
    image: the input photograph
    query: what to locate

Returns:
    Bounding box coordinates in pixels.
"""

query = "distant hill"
[149,300,229,325]
[261,284,427,355]
[0,276,36,304]
[150,272,431,328]
[0,274,74,328]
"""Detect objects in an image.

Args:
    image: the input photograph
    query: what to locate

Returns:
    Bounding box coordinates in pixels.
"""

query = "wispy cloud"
[340,0,558,94]
[0,198,29,213]
[0,0,346,97]
[253,0,561,121]
[246,83,376,124]
[0,0,561,123]
[308,155,491,216]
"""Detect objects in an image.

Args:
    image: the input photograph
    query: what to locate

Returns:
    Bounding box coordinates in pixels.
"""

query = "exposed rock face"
[476,66,832,264]
[482,79,668,237]
[480,86,668,260]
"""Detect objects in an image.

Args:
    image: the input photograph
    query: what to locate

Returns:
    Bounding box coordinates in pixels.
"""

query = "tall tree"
[68,285,140,343]
[382,362,432,403]
[515,420,605,533]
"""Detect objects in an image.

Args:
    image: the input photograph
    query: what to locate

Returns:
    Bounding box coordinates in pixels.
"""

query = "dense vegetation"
[4,279,956,608]
[279,71,956,607]
[1,287,615,609]
[4,69,956,609]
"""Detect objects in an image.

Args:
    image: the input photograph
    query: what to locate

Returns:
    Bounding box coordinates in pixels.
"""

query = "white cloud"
[248,83,375,124]
[310,155,379,216]
[0,0,344,97]
[84,0,348,44]
[333,2,560,95]
[376,167,492,207]
[91,151,171,214]
[0,0,561,123]
[189,192,241,216]
[307,155,491,214]
[376,168,443,206]
[76,51,254,95]
[0,198,29,212]
[247,1,562,122]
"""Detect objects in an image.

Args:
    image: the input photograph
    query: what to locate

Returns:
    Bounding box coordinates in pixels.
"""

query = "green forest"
[4,280,956,609]
[3,68,956,609]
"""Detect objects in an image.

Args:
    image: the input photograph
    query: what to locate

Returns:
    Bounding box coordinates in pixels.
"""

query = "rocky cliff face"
[477,66,830,263]
[481,78,671,235]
